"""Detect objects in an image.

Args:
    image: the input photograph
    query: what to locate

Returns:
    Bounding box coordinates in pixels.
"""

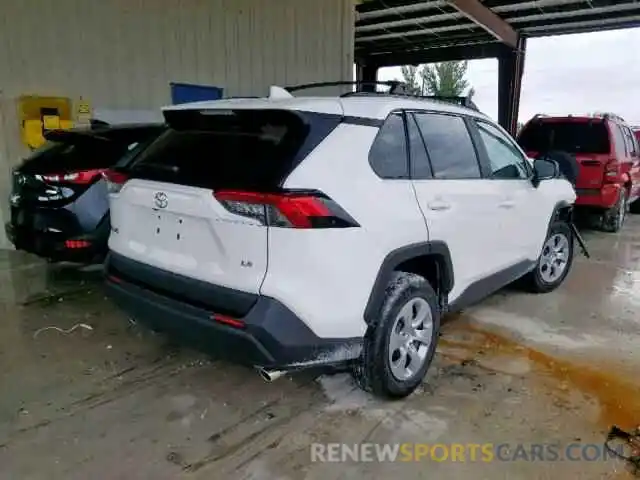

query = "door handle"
[427,200,451,211]
[499,198,516,208]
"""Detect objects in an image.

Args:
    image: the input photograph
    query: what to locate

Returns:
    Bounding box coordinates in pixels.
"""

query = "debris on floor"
[32,323,94,339]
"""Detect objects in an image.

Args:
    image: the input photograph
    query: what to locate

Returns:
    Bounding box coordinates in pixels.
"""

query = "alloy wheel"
[539,233,570,283]
[388,297,433,381]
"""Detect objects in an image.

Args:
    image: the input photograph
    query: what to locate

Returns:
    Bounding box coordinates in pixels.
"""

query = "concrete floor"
[1,220,639,479]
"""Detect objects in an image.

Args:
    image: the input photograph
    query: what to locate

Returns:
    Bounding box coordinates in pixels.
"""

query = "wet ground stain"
[439,318,640,431]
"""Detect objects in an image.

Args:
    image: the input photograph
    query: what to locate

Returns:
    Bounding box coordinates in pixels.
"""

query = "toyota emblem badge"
[154,191,168,209]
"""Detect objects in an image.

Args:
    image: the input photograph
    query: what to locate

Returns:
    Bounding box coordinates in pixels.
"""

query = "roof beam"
[358,41,505,67]
[357,1,447,21]
[445,0,519,48]
[356,23,479,43]
[355,0,585,33]
[522,14,640,36]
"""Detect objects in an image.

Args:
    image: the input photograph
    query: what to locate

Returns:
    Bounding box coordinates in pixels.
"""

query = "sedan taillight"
[37,169,105,185]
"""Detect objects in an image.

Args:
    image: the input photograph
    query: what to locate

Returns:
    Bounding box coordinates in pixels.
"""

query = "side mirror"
[532,158,559,188]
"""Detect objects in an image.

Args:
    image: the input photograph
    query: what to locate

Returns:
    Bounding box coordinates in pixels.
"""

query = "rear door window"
[611,124,627,157]
[413,112,481,179]
[622,126,638,156]
[131,109,340,189]
[518,121,610,154]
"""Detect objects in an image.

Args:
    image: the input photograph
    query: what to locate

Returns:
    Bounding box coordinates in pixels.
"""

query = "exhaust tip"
[256,367,286,382]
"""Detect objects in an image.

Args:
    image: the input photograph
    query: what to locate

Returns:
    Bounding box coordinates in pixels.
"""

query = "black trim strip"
[448,260,535,312]
[364,241,454,325]
[465,116,495,179]
[343,116,383,127]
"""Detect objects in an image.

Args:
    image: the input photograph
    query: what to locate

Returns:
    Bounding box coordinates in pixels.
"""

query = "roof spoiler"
[43,129,111,143]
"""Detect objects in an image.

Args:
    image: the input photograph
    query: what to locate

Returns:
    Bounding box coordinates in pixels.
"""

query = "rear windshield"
[24,139,128,171]
[24,129,162,172]
[129,109,340,190]
[518,121,610,154]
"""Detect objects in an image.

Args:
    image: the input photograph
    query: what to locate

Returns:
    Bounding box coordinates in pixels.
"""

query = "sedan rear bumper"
[6,222,106,263]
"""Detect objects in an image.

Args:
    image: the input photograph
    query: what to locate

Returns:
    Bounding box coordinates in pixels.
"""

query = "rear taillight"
[213,190,359,229]
[65,239,91,249]
[38,169,105,185]
[211,313,245,329]
[102,169,129,194]
[604,160,619,183]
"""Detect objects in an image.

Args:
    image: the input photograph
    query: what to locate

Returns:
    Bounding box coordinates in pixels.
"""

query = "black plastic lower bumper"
[104,253,362,368]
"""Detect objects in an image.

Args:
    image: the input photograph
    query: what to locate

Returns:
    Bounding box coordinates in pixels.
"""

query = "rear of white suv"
[105,93,578,399]
[105,99,401,373]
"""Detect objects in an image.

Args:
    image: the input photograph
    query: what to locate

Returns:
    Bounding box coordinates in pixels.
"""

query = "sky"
[377,28,640,126]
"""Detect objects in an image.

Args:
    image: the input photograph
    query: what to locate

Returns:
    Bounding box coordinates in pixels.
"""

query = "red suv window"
[518,120,610,155]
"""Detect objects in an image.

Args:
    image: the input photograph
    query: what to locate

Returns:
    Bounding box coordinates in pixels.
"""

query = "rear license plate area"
[152,211,188,247]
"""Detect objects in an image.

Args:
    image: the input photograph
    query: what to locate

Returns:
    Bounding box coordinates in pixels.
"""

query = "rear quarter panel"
[260,124,429,339]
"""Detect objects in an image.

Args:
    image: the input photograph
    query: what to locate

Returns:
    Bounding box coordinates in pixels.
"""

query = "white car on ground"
[104,85,577,398]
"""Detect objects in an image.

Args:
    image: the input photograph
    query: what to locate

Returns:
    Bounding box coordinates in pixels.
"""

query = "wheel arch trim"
[363,241,453,325]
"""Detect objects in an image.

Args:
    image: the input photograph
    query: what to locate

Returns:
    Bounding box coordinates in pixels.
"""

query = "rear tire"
[352,272,440,399]
[521,221,574,293]
[601,188,627,233]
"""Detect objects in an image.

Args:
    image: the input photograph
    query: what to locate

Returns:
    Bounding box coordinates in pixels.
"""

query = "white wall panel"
[0,0,356,247]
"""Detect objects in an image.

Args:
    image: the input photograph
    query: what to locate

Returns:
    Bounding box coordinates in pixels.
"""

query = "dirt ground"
[1,220,639,480]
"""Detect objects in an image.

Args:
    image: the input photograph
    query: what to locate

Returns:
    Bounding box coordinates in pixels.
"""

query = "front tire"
[352,272,440,399]
[522,221,574,293]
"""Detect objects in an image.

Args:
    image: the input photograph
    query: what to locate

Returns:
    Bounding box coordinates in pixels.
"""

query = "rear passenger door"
[408,111,506,303]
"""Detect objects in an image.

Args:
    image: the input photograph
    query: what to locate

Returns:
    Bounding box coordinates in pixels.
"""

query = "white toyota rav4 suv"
[104,85,577,398]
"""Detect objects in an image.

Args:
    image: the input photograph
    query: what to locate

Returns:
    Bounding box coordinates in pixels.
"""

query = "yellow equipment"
[18,95,74,150]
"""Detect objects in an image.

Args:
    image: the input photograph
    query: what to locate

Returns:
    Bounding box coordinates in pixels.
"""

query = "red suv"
[518,114,640,232]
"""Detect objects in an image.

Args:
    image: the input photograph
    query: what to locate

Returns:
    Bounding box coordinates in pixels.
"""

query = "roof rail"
[283,81,480,112]
[285,80,406,94]
[592,112,626,123]
[421,95,479,111]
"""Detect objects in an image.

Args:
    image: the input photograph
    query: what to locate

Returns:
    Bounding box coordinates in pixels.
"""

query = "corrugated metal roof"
[356,0,640,64]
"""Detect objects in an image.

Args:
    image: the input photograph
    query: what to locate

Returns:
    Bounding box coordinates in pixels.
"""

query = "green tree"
[399,65,422,95]
[421,61,470,97]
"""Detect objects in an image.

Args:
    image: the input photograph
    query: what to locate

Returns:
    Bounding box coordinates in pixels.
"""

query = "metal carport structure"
[354,0,640,134]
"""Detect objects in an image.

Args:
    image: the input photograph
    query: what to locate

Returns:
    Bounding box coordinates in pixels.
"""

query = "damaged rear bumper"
[104,252,362,369]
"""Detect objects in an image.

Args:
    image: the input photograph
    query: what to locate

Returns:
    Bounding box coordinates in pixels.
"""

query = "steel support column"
[498,37,527,136]
[356,63,379,92]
